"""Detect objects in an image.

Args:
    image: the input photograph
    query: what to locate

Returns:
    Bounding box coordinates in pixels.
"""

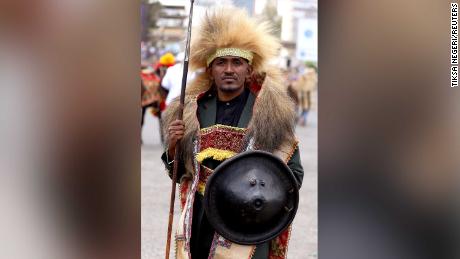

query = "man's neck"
[217,87,245,102]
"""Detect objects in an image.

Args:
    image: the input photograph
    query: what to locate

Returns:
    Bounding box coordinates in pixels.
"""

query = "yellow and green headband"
[206,48,254,67]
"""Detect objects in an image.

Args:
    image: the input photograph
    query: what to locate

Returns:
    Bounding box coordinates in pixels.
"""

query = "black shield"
[203,150,299,245]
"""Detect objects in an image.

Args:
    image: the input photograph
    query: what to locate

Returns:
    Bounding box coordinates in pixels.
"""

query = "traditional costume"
[141,67,161,108]
[141,53,175,111]
[161,7,303,259]
[141,53,175,144]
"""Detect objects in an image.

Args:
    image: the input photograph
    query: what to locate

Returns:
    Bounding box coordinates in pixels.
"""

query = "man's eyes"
[215,59,242,65]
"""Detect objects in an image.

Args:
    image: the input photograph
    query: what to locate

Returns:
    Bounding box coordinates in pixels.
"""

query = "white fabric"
[162,63,195,105]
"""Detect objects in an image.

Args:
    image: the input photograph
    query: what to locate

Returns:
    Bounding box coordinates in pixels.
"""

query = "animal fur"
[162,7,297,178]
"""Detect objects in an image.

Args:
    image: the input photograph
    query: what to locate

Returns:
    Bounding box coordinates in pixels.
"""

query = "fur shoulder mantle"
[162,67,297,175]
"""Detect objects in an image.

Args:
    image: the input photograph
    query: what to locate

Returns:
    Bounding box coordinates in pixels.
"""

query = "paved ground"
[142,94,317,259]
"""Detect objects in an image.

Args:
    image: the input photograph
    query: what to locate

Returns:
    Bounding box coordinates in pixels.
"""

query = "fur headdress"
[190,6,280,73]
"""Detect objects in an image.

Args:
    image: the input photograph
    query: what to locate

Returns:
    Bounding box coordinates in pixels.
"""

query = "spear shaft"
[165,1,194,258]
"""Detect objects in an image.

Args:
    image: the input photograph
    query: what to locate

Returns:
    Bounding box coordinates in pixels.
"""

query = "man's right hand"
[167,120,185,159]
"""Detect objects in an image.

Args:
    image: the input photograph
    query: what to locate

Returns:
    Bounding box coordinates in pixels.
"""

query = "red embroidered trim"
[198,165,214,184]
[268,227,291,259]
[267,143,298,259]
[199,125,247,153]
[248,246,257,259]
[197,165,214,195]
[179,180,190,209]
[208,233,220,259]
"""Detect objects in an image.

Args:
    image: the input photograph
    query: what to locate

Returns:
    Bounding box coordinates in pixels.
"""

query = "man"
[161,7,303,259]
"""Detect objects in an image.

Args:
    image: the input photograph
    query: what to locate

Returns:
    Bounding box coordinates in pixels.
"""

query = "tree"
[260,0,281,38]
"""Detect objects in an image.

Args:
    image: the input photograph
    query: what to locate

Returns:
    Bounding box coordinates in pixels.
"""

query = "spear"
[165,1,194,258]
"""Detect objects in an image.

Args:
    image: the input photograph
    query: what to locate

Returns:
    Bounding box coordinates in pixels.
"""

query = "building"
[149,0,188,53]
[253,0,317,66]
[277,0,317,64]
[148,0,236,53]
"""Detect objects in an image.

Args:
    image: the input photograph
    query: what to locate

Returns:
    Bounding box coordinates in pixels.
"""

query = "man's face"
[208,56,252,93]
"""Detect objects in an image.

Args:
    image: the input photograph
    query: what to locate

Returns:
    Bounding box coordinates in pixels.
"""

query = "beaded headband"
[206,48,253,67]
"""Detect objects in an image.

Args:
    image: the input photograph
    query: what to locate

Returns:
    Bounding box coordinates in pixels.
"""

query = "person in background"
[283,68,300,123]
[141,53,175,144]
[293,67,317,126]
[161,52,196,106]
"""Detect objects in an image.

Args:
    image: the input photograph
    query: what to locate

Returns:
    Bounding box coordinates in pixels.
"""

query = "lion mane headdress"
[189,6,280,73]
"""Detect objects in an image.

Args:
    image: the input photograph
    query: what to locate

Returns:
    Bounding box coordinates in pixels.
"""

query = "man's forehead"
[206,48,254,67]
[214,56,248,62]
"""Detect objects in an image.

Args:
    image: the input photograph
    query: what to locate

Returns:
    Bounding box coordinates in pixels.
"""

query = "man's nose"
[224,63,234,73]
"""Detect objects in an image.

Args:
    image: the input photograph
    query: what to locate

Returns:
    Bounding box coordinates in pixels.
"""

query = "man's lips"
[222,77,237,81]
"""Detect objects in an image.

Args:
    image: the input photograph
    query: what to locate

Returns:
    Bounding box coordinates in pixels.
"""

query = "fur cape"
[161,7,297,178]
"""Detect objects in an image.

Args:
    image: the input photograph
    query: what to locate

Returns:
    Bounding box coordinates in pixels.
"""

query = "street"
[142,95,317,259]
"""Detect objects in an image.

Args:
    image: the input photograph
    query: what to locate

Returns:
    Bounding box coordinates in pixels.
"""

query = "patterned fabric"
[199,124,247,153]
[209,233,233,258]
[197,165,213,196]
[209,233,255,259]
[182,140,201,253]
[141,71,162,107]
[268,227,291,259]
[179,181,190,209]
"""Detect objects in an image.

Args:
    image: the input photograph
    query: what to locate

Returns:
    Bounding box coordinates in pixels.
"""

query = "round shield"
[203,150,299,245]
